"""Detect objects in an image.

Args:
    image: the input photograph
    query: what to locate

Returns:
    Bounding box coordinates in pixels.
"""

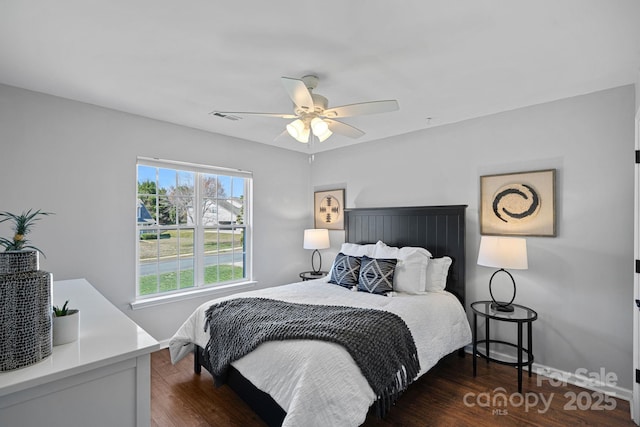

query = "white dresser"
[0,279,159,427]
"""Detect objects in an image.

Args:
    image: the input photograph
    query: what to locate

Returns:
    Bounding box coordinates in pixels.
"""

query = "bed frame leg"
[194,346,202,374]
[457,347,466,358]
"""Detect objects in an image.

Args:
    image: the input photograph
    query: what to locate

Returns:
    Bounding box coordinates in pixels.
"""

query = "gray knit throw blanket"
[203,297,421,417]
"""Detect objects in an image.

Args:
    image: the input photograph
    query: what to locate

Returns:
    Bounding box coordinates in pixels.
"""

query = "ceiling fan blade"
[323,100,399,118]
[209,111,297,119]
[273,129,290,143]
[325,119,365,139]
[281,77,314,112]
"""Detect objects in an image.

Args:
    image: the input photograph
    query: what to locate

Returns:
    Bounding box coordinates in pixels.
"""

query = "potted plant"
[0,209,52,273]
[0,209,54,370]
[52,300,80,345]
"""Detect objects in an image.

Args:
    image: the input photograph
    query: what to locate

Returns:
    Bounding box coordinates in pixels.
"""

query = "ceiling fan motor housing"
[301,75,319,90]
[294,94,327,116]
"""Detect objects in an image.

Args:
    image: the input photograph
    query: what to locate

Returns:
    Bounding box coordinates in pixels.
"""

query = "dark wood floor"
[151,348,635,427]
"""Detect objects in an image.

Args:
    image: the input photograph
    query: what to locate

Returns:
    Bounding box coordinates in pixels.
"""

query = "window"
[136,157,252,299]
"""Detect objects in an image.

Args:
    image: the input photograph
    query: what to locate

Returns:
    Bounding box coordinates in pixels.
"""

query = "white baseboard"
[157,338,171,349]
[463,345,632,402]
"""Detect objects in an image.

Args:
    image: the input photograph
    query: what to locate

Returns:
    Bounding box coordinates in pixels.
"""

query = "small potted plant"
[52,300,80,345]
[0,209,52,273]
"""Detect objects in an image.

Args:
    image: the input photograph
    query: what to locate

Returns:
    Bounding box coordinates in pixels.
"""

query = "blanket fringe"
[374,355,420,418]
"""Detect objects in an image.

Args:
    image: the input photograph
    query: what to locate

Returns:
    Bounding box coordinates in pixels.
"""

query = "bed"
[169,205,471,427]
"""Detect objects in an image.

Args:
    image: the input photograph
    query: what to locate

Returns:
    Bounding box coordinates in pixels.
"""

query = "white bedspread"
[169,278,472,427]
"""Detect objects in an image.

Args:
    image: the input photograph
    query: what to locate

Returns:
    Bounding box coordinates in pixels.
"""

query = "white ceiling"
[1,1,639,154]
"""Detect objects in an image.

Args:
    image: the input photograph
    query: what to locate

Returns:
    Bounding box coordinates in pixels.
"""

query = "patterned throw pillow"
[328,253,361,288]
[357,256,397,295]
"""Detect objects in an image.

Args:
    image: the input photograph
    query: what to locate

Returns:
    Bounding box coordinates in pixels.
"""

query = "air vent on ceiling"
[209,112,241,121]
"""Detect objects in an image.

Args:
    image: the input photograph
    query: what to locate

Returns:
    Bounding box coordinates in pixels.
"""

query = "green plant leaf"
[0,209,53,255]
[53,300,70,316]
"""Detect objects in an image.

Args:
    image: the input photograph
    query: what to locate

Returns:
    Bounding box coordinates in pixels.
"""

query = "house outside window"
[136,157,252,299]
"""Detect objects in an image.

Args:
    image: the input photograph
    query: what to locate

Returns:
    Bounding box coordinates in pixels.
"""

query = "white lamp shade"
[316,128,333,142]
[287,119,309,143]
[477,236,528,270]
[310,117,329,135]
[298,127,310,143]
[303,229,330,250]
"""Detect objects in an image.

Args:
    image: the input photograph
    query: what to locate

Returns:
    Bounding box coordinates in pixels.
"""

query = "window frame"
[133,157,253,307]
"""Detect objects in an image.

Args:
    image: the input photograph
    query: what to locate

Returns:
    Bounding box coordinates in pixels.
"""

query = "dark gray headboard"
[344,205,467,305]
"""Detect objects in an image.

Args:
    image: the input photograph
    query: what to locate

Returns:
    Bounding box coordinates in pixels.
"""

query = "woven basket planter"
[0,251,53,371]
[0,250,39,274]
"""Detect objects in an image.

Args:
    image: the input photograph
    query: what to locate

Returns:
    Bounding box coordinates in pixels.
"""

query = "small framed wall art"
[480,169,556,237]
[314,189,345,230]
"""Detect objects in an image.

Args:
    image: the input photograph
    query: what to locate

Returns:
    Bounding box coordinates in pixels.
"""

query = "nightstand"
[299,271,328,281]
[471,301,538,393]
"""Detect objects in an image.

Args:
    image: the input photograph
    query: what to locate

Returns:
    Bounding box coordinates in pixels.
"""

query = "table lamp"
[477,235,528,312]
[303,229,330,275]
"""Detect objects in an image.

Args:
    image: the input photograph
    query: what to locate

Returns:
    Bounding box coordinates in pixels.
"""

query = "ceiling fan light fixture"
[297,127,310,143]
[316,128,333,142]
[287,119,309,143]
[310,117,329,135]
[286,119,303,137]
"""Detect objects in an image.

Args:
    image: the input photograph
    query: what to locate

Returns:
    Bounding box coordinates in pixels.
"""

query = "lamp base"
[491,302,515,312]
[489,268,517,313]
[311,249,323,275]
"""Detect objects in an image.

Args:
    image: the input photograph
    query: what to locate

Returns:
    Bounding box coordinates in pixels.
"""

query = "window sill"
[129,280,258,310]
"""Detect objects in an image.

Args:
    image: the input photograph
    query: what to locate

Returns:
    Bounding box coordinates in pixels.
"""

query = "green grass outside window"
[138,264,244,296]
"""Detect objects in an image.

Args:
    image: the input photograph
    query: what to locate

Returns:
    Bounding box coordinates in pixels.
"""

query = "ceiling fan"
[211,75,399,143]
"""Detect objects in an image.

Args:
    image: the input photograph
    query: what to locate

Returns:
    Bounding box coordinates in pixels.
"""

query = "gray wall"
[1,83,635,390]
[311,85,635,389]
[0,84,311,341]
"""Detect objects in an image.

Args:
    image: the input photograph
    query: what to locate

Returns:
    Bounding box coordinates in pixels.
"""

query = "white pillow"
[372,240,398,258]
[425,256,452,292]
[340,242,376,257]
[373,241,432,294]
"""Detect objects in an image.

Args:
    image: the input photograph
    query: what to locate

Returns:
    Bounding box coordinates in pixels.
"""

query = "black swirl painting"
[492,183,540,223]
[480,169,556,237]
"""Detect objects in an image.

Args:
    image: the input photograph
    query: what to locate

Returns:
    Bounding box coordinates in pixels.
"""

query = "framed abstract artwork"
[314,189,344,230]
[480,169,556,237]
